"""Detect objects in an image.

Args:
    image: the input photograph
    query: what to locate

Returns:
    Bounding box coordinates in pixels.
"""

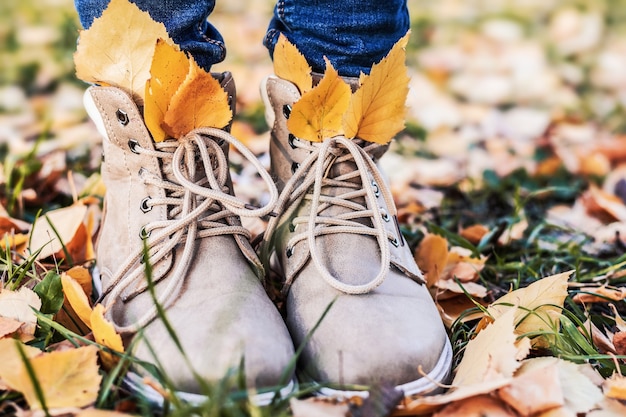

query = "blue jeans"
[74,0,409,77]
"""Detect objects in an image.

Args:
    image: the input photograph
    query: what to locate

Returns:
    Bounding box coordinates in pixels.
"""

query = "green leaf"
[33,272,64,315]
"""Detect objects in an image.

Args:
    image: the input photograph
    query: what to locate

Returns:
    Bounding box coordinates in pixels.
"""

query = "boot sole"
[305,338,453,399]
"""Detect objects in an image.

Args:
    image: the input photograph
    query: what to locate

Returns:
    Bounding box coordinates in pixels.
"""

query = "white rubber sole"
[309,339,453,399]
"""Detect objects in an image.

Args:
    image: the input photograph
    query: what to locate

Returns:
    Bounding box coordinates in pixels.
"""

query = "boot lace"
[264,136,398,295]
[101,127,278,332]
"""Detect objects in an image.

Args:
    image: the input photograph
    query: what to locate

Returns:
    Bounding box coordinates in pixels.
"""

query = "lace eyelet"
[286,247,294,258]
[288,134,298,149]
[139,226,151,239]
[380,207,390,222]
[140,197,152,213]
[390,237,400,247]
[116,109,129,126]
[128,139,141,154]
[371,180,380,197]
[291,162,300,174]
[283,104,292,119]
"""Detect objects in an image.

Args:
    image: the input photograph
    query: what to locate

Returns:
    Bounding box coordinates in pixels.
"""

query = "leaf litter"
[3,0,626,415]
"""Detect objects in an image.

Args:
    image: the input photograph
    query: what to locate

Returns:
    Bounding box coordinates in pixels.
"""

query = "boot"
[260,75,452,397]
[85,72,295,404]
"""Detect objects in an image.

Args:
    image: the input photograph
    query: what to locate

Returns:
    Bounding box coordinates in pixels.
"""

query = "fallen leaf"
[477,271,572,348]
[613,331,626,356]
[433,395,516,417]
[0,286,42,340]
[343,33,410,144]
[435,279,488,299]
[28,204,88,261]
[287,57,351,142]
[582,184,626,223]
[453,309,528,386]
[144,39,192,142]
[74,0,174,104]
[573,285,626,303]
[273,34,313,95]
[61,273,92,328]
[498,360,564,416]
[0,316,22,338]
[603,373,626,401]
[162,57,232,137]
[587,398,626,417]
[91,304,124,369]
[0,338,42,389]
[0,344,101,410]
[436,295,485,328]
[415,233,449,287]
[460,224,490,245]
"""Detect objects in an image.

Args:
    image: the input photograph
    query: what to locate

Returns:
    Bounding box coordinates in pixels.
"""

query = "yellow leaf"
[61,273,93,328]
[477,271,572,348]
[604,373,626,401]
[0,344,101,409]
[453,309,529,386]
[343,32,410,144]
[28,204,88,261]
[414,233,449,288]
[91,304,124,369]
[145,39,191,142]
[287,58,351,142]
[162,58,232,138]
[0,338,41,389]
[74,0,174,104]
[273,34,313,95]
[0,287,42,340]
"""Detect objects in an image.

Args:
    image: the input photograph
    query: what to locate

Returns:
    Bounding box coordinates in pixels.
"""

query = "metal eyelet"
[283,104,292,119]
[139,226,151,239]
[286,247,294,258]
[291,162,300,173]
[288,134,298,149]
[371,180,380,197]
[380,207,390,222]
[390,237,400,247]
[128,139,141,154]
[116,109,129,126]
[140,197,152,213]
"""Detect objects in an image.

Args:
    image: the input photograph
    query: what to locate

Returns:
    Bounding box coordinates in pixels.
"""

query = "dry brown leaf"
[145,39,191,142]
[433,395,516,417]
[91,304,124,369]
[436,295,485,328]
[572,285,626,303]
[612,331,626,356]
[498,360,564,416]
[287,58,351,142]
[435,280,488,299]
[343,33,410,144]
[1,345,101,410]
[162,58,232,137]
[28,204,88,261]
[273,34,313,95]
[582,184,626,223]
[453,309,527,386]
[460,225,490,245]
[0,286,42,340]
[580,319,616,354]
[0,316,22,338]
[74,0,174,104]
[477,271,571,348]
[414,233,449,287]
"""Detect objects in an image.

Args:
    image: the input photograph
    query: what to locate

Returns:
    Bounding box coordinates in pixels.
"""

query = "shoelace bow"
[101,127,278,333]
[265,136,397,295]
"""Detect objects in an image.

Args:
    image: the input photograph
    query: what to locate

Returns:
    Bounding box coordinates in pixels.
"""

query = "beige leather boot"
[85,73,295,404]
[260,75,452,397]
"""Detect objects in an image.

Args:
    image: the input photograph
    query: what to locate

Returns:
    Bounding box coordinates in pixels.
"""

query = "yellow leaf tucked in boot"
[74,0,175,104]
[61,272,93,329]
[287,58,351,142]
[91,304,124,370]
[162,57,232,138]
[343,32,410,144]
[145,39,193,142]
[273,34,313,95]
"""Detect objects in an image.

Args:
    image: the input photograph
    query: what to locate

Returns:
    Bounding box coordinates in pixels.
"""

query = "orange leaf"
[287,58,351,142]
[162,58,232,138]
[145,39,191,142]
[414,233,448,287]
[343,32,410,144]
[91,304,124,369]
[273,34,313,95]
[74,0,174,104]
